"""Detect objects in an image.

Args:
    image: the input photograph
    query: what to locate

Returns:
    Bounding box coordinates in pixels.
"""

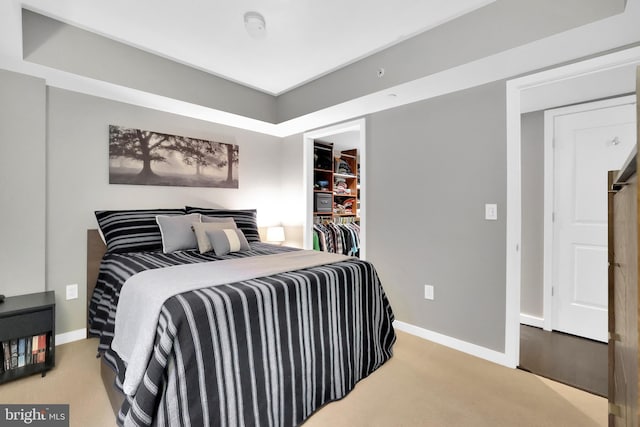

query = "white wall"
[279,133,305,247]
[46,87,287,333]
[0,69,46,297]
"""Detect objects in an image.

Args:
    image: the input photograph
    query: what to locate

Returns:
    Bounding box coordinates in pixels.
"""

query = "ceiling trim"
[1,1,638,137]
[19,0,498,95]
[272,0,497,96]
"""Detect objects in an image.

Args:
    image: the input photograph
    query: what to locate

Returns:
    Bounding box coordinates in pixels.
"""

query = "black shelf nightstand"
[0,291,55,384]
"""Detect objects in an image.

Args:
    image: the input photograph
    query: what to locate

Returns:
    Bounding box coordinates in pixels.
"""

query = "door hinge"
[609,403,622,417]
[551,286,554,297]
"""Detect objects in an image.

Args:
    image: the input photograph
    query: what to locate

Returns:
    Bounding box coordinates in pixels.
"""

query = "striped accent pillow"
[206,228,250,255]
[192,219,237,254]
[186,207,261,242]
[95,209,185,253]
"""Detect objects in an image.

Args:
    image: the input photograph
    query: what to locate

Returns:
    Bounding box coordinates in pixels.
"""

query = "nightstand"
[0,291,55,384]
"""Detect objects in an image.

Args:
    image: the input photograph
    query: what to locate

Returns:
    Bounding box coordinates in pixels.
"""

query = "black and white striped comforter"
[88,243,396,427]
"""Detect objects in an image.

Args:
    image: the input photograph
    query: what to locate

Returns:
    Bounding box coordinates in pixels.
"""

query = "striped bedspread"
[88,243,396,427]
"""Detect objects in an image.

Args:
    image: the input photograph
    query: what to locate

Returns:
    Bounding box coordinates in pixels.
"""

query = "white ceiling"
[21,0,494,95]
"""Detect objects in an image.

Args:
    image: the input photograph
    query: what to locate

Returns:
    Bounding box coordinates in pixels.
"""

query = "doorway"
[517,98,637,396]
[504,45,640,369]
[302,119,367,257]
[543,97,636,343]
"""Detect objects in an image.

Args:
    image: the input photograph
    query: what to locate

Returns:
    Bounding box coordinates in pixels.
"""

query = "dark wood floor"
[518,324,607,397]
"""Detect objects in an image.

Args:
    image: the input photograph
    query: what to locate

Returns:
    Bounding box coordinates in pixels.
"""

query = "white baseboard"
[56,322,515,364]
[519,314,544,328]
[55,323,517,365]
[393,320,510,368]
[55,328,86,346]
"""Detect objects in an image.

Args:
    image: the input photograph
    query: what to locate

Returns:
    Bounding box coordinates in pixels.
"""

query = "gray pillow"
[192,219,237,253]
[188,207,261,243]
[201,215,236,224]
[156,213,201,253]
[206,228,250,255]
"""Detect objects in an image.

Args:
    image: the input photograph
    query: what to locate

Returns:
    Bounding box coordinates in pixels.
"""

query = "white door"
[552,102,636,342]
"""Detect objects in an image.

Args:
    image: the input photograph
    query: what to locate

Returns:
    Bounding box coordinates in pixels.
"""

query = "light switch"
[485,204,497,220]
[424,285,434,300]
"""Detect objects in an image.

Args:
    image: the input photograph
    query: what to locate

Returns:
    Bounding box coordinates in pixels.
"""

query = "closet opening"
[302,119,367,259]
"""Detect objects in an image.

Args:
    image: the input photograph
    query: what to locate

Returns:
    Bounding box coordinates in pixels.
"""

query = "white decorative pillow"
[206,228,250,255]
[156,213,201,253]
[192,219,237,254]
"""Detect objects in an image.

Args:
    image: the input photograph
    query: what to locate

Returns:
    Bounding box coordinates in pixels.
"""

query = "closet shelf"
[333,173,357,179]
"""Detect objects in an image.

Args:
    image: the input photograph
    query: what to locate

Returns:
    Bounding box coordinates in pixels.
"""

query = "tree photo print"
[108,125,239,188]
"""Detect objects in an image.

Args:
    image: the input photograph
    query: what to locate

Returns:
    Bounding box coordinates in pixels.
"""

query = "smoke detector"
[244,11,266,39]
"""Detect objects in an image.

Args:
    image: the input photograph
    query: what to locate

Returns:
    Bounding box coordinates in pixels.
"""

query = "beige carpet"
[0,331,606,427]
[0,335,116,427]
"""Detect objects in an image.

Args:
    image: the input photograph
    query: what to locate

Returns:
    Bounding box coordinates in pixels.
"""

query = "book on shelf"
[10,339,17,369]
[0,333,48,373]
[26,337,31,365]
[17,338,25,367]
[2,342,9,371]
[31,335,39,362]
[37,334,46,363]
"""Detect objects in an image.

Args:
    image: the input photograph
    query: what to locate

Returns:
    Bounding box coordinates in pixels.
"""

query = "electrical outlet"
[485,203,498,220]
[66,283,78,300]
[424,284,434,300]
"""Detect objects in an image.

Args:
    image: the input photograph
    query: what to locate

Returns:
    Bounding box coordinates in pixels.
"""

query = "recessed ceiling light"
[244,11,266,39]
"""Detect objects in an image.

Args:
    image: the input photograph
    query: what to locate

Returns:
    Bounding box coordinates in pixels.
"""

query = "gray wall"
[367,81,507,352]
[277,0,626,122]
[46,88,286,334]
[0,69,46,297]
[520,112,545,318]
[19,2,625,125]
[22,10,277,124]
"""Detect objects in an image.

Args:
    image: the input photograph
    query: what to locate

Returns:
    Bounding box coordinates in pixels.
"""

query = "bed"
[86,207,396,427]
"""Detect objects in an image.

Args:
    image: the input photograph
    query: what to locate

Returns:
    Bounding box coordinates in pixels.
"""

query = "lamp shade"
[266,226,285,243]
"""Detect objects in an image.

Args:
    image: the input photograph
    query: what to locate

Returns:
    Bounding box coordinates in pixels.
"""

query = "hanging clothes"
[313,232,320,251]
[312,222,360,257]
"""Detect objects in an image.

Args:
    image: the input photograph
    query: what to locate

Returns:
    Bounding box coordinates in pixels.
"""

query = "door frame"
[504,46,640,368]
[302,118,367,258]
[542,96,637,333]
